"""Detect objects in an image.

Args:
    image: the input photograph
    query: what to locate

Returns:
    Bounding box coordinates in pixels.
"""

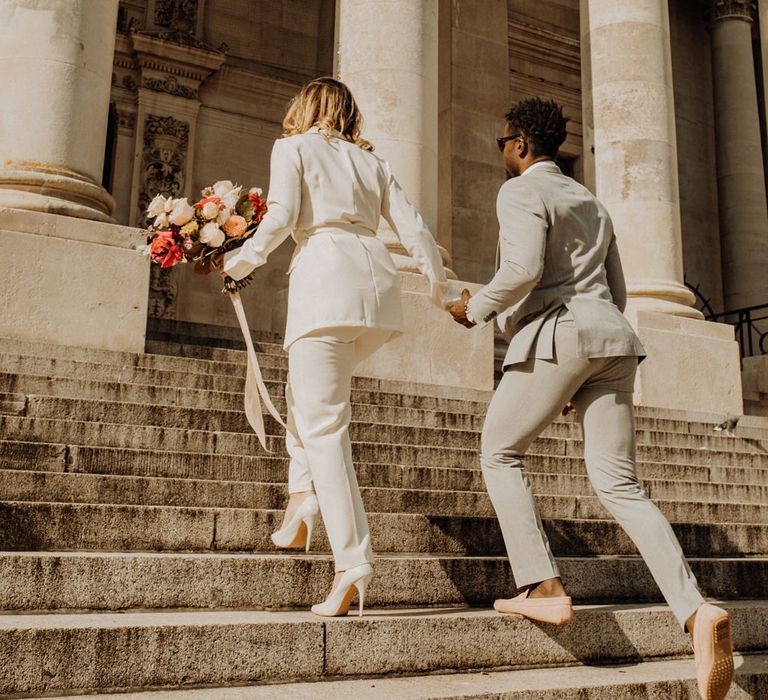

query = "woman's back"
[288,127,387,237]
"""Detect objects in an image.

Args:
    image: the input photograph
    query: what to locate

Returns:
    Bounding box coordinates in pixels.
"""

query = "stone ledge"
[59,653,768,700]
[0,207,144,249]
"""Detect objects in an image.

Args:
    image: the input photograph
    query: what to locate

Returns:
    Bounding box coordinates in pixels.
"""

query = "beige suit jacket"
[467,161,645,369]
[224,127,453,348]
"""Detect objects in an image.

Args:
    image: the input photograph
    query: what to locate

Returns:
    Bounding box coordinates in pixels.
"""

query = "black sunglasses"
[497,134,523,152]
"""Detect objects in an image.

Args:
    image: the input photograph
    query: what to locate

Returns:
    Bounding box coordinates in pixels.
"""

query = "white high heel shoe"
[270,494,319,552]
[311,563,373,618]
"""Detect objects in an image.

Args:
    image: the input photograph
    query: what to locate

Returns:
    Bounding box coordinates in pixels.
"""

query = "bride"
[215,77,455,617]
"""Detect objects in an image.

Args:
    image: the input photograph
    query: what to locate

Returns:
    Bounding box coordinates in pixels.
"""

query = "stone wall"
[507,0,583,181]
[669,0,724,314]
[440,0,510,284]
[109,0,334,333]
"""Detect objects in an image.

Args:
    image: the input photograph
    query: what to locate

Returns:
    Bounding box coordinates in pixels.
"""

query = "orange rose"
[223,214,247,238]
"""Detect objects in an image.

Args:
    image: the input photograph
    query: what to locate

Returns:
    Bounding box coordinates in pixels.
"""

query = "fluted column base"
[627,280,703,319]
[0,165,116,223]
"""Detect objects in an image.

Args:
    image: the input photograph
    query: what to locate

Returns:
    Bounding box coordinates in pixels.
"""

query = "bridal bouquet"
[141,180,284,453]
[142,180,267,293]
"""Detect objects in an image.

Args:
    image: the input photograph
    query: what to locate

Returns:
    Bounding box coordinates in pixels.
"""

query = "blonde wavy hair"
[282,77,374,151]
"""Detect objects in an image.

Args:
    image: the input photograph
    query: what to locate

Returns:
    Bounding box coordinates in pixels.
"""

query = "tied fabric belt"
[229,291,293,452]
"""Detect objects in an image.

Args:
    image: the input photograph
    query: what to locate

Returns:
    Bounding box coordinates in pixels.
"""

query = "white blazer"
[224,127,453,348]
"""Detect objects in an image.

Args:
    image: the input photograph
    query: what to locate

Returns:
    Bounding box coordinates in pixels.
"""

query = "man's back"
[477,161,645,364]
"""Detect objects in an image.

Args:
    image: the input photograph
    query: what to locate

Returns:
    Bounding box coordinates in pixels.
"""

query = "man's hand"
[449,289,476,328]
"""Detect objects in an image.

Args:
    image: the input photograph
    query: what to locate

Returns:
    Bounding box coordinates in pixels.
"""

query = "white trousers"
[286,326,393,571]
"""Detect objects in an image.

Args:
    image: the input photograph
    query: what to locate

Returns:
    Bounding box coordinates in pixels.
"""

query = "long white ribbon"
[229,291,287,452]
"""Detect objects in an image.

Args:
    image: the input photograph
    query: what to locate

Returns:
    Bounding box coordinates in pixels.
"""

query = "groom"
[449,97,733,700]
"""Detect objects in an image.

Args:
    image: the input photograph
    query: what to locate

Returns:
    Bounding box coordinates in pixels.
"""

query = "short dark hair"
[505,98,569,158]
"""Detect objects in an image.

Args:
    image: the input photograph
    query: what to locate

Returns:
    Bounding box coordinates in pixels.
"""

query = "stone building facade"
[3,0,768,414]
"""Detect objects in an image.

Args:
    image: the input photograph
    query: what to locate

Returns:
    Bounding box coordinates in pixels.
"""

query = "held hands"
[449,289,476,328]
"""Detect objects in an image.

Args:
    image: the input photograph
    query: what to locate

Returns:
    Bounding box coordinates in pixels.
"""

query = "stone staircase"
[1,318,768,698]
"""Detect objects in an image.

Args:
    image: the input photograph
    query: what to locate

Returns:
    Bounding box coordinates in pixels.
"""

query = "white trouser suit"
[224,127,454,571]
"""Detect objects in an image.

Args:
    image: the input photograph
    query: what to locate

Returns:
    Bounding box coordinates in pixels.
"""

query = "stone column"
[0,0,150,354]
[335,0,451,273]
[582,0,742,415]
[760,0,768,177]
[579,0,596,194]
[586,0,698,318]
[332,0,493,391]
[0,0,118,222]
[709,0,768,311]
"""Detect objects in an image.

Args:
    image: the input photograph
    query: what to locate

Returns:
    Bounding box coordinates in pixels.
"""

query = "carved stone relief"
[142,74,198,99]
[709,0,755,22]
[137,114,189,225]
[117,0,147,34]
[147,263,179,319]
[154,0,199,33]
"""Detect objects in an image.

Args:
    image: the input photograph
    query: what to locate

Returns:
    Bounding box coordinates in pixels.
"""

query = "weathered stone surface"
[1,332,767,697]
[57,653,768,699]
[0,604,765,695]
[0,552,766,611]
[0,610,324,695]
[1,500,766,556]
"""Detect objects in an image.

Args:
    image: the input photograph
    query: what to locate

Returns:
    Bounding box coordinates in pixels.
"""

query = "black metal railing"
[706,303,768,358]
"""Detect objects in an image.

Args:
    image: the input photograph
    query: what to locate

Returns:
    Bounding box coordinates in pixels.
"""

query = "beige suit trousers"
[285,326,392,571]
[481,315,705,628]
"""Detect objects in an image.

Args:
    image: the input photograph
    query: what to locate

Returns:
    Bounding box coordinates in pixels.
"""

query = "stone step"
[6,440,768,497]
[2,468,766,524]
[4,414,767,473]
[2,550,765,611]
[55,654,768,700]
[0,344,491,410]
[1,602,766,696]
[1,500,765,555]
[7,371,768,453]
[5,457,768,507]
[4,336,768,438]
[13,391,768,460]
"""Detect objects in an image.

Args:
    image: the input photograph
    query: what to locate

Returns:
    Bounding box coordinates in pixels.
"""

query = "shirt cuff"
[430,281,463,310]
[223,244,266,281]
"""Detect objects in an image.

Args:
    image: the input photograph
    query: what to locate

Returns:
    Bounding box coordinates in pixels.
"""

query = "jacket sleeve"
[380,161,458,308]
[466,179,549,325]
[223,138,302,281]
[605,232,627,312]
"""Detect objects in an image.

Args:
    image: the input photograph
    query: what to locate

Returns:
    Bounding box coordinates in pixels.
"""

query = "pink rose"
[224,214,247,238]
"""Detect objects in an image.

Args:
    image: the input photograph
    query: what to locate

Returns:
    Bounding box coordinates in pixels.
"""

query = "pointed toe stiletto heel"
[270,494,320,551]
[310,563,373,617]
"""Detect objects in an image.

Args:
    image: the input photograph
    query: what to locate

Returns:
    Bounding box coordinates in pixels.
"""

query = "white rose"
[154,212,169,230]
[168,198,195,226]
[216,207,232,226]
[202,200,220,220]
[147,193,169,218]
[212,180,235,197]
[248,187,263,197]
[221,186,242,211]
[199,221,225,247]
